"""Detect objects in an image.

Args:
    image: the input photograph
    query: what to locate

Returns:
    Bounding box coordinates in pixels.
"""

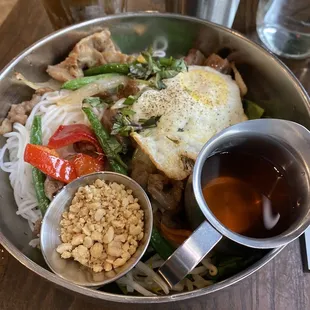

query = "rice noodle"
[190,266,207,275]
[201,258,218,276]
[172,282,185,292]
[135,261,169,294]
[192,274,213,289]
[145,254,161,265]
[148,260,164,269]
[117,272,156,297]
[186,279,194,291]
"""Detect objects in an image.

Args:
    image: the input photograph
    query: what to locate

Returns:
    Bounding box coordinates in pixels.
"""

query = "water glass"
[42,0,240,30]
[256,0,310,59]
[42,0,126,29]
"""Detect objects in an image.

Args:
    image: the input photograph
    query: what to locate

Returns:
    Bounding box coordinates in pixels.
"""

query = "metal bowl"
[0,13,309,303]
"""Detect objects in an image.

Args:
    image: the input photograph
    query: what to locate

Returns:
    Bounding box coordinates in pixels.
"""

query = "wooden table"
[0,0,310,309]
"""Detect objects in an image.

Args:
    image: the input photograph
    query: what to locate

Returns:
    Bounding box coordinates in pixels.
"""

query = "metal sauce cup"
[40,172,153,287]
[158,119,310,287]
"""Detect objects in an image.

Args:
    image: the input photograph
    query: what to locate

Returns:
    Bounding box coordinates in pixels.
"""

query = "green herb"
[171,58,187,72]
[123,95,136,106]
[129,48,187,89]
[82,97,104,108]
[30,115,50,215]
[82,107,127,175]
[121,108,136,117]
[138,116,160,127]
[155,70,179,89]
[111,114,133,137]
[155,73,167,89]
[159,57,187,71]
[243,99,265,120]
[111,114,160,137]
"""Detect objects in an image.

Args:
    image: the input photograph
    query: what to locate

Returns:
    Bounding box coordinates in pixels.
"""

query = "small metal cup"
[40,172,153,287]
[158,119,310,287]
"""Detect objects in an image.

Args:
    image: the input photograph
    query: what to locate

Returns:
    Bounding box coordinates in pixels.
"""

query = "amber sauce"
[202,152,296,238]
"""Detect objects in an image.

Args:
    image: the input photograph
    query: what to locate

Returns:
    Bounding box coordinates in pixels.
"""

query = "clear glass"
[42,0,127,29]
[42,0,240,30]
[256,0,310,59]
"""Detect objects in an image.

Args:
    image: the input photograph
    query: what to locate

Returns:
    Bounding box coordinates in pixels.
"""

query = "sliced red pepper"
[47,124,102,153]
[24,144,77,183]
[71,153,104,176]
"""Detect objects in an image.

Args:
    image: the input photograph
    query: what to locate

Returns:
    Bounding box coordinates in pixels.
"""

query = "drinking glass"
[42,0,126,29]
[256,0,310,59]
[42,0,240,30]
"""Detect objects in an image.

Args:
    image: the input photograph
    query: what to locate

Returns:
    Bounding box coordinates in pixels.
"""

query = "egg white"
[131,65,247,180]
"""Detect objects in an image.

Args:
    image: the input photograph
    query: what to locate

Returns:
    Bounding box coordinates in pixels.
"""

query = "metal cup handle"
[158,221,223,288]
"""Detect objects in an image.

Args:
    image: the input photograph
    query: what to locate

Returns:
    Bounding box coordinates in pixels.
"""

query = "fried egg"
[131,65,247,180]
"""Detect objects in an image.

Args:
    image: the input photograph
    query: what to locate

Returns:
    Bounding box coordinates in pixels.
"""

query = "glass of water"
[256,0,310,59]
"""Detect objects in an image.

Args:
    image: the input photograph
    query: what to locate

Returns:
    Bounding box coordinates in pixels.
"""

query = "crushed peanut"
[56,179,144,272]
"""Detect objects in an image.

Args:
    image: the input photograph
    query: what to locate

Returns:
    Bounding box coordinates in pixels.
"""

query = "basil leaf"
[82,97,104,107]
[129,62,149,79]
[121,108,136,117]
[139,116,161,127]
[155,72,167,90]
[123,95,136,106]
[129,47,187,85]
[171,58,187,72]
[112,113,161,137]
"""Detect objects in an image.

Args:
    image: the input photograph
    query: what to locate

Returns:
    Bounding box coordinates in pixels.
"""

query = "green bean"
[30,115,50,215]
[150,226,175,260]
[61,73,121,90]
[84,63,130,76]
[82,107,127,175]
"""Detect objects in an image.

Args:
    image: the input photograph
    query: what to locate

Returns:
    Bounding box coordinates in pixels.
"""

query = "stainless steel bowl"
[0,13,309,303]
[40,172,153,287]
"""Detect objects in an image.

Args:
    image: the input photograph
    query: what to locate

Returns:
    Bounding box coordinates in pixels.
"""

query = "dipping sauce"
[202,152,296,238]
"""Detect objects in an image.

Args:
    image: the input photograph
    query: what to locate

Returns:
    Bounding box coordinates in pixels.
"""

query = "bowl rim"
[0,12,308,303]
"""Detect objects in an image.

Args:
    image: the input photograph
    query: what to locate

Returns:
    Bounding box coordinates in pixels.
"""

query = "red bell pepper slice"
[47,124,102,153]
[24,144,105,184]
[71,153,104,177]
[24,144,77,183]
